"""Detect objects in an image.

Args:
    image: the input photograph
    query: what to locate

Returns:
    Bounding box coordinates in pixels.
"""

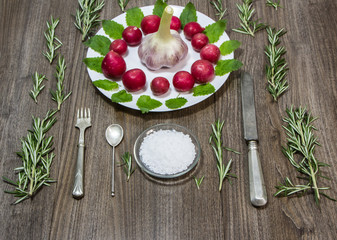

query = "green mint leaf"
[93,79,119,91]
[204,19,227,43]
[193,83,216,96]
[215,59,243,76]
[111,90,133,103]
[165,97,188,109]
[179,2,197,29]
[219,40,241,56]
[84,35,111,56]
[153,0,168,17]
[102,20,125,39]
[126,7,144,28]
[83,57,104,73]
[136,95,162,113]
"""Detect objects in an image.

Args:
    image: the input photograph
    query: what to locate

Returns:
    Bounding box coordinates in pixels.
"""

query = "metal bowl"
[133,123,201,178]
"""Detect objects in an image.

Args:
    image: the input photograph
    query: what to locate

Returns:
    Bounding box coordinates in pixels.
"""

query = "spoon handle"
[111,146,115,197]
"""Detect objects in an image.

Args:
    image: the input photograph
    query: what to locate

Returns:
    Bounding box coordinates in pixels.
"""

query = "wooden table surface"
[1,0,337,239]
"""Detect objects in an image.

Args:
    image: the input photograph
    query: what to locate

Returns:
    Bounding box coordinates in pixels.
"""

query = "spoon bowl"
[106,124,124,147]
[105,124,124,196]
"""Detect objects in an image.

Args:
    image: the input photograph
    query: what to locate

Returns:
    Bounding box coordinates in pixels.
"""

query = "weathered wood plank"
[0,0,336,239]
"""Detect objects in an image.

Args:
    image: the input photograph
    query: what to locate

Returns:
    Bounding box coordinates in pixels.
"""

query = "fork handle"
[73,143,85,199]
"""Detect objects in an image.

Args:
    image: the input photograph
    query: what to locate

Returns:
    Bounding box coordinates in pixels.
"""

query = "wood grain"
[1,0,337,239]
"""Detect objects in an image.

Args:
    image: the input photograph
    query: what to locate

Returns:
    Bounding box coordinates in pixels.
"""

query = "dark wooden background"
[1,0,337,239]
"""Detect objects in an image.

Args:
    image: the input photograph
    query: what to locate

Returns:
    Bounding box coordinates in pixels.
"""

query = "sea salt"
[139,129,196,175]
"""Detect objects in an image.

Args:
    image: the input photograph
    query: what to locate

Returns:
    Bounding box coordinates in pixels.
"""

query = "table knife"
[241,72,267,207]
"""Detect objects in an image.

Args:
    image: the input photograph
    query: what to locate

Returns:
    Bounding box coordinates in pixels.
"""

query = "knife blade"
[241,72,267,207]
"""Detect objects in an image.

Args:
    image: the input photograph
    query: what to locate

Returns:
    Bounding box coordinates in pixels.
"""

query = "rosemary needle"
[50,56,72,110]
[233,0,266,37]
[120,152,136,181]
[194,176,205,190]
[266,0,281,10]
[274,106,336,205]
[43,16,62,64]
[265,27,289,101]
[209,120,236,191]
[118,0,130,12]
[74,0,105,41]
[210,0,227,21]
[30,72,47,103]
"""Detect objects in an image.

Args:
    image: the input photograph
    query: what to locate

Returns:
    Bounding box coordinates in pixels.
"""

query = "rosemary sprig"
[274,106,336,205]
[266,0,281,10]
[194,176,205,190]
[30,72,47,103]
[233,0,266,37]
[43,16,62,64]
[3,110,58,204]
[210,0,227,20]
[118,0,130,12]
[120,152,136,181]
[74,0,105,41]
[265,27,289,101]
[50,56,72,110]
[209,120,236,191]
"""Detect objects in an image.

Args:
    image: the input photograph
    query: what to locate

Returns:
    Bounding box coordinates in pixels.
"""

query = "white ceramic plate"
[86,5,233,112]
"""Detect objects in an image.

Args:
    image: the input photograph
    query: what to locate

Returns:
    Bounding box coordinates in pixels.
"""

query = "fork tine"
[77,109,80,119]
[81,108,83,118]
[84,108,87,118]
[87,108,91,118]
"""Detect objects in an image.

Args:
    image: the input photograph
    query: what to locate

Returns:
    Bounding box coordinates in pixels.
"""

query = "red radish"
[141,15,161,35]
[109,39,128,55]
[172,71,195,92]
[101,50,126,79]
[122,68,146,92]
[191,33,209,52]
[170,16,181,31]
[200,44,221,64]
[191,59,215,83]
[122,26,143,46]
[150,77,170,95]
[183,22,204,40]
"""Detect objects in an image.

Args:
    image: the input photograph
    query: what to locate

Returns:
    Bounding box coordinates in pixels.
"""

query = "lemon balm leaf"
[165,97,188,109]
[215,59,243,76]
[102,20,125,39]
[153,0,168,17]
[219,40,241,56]
[179,2,197,28]
[204,19,227,43]
[83,57,104,73]
[193,83,216,96]
[126,7,144,28]
[93,80,119,91]
[136,95,162,113]
[84,35,111,56]
[111,90,132,103]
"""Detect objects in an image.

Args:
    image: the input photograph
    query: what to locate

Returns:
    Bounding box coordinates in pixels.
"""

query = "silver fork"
[72,108,91,199]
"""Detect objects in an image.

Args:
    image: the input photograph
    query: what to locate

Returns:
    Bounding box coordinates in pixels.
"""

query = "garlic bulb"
[138,6,188,71]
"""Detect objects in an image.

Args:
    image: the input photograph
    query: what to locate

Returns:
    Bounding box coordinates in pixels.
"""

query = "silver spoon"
[105,124,124,197]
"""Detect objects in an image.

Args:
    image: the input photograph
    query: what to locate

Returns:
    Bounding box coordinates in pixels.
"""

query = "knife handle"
[248,140,267,207]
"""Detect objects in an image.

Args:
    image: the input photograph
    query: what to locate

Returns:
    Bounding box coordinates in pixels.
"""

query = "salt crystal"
[139,129,196,175]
